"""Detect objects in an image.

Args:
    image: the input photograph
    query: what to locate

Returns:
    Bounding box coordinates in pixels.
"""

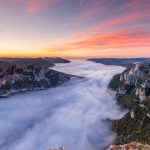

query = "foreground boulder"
[107,142,150,150]
[47,143,150,150]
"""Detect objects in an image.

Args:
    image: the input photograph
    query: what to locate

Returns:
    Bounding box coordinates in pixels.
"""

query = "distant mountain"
[12,58,54,67]
[108,63,150,145]
[44,57,70,63]
[0,61,76,98]
[0,57,70,67]
[88,58,150,67]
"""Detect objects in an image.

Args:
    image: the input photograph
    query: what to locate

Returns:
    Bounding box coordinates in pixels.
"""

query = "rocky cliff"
[109,63,150,101]
[0,62,74,97]
[108,63,150,145]
[45,63,150,150]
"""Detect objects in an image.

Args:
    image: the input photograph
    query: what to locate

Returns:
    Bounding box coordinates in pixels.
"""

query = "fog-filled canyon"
[0,59,126,150]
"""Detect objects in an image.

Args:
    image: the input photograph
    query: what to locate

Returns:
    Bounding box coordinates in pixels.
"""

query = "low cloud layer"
[0,59,126,150]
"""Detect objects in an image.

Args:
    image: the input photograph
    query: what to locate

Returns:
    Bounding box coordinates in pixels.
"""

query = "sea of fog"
[0,59,126,150]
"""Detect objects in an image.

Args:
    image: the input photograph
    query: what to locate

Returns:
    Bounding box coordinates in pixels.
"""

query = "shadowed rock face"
[0,62,75,97]
[106,142,150,150]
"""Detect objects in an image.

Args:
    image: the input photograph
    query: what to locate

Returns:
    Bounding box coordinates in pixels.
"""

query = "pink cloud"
[79,0,114,22]
[14,0,60,13]
[78,0,150,23]
[74,9,150,39]
[47,26,150,53]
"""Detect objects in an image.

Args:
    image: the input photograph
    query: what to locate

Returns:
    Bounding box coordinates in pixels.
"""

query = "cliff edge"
[108,63,150,145]
[0,62,75,97]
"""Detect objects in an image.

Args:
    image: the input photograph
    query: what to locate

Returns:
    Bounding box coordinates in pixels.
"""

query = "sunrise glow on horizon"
[0,0,150,58]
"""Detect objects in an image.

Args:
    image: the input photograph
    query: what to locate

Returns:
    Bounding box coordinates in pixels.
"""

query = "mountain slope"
[88,58,150,67]
[0,57,70,68]
[0,62,75,97]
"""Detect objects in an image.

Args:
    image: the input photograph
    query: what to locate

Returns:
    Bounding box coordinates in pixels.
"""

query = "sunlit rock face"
[106,142,150,150]
[109,63,150,102]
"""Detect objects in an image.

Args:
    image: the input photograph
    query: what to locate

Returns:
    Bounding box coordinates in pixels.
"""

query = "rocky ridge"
[88,58,150,67]
[0,57,70,68]
[0,62,75,97]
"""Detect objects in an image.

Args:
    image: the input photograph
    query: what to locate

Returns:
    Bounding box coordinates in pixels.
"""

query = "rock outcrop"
[109,63,150,102]
[0,62,75,97]
[47,143,150,150]
[107,142,150,150]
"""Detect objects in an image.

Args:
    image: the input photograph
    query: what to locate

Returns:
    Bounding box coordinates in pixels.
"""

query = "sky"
[0,0,150,58]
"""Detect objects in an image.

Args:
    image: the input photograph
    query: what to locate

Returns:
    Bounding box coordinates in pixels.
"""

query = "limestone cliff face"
[107,142,150,150]
[109,63,150,101]
[0,62,74,97]
[108,63,150,145]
